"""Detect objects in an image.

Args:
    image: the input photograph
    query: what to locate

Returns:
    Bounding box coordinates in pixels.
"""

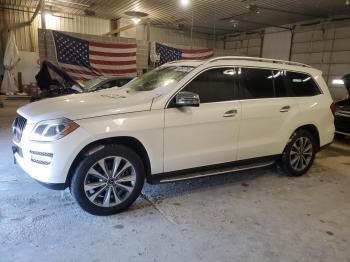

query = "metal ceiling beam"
[0,6,73,20]
[179,24,238,33]
[0,6,36,13]
[219,3,328,33]
[252,4,328,19]
[105,23,137,35]
[150,23,209,36]
[104,19,149,35]
[220,11,251,22]
[45,1,87,11]
[230,18,292,30]
[30,0,44,23]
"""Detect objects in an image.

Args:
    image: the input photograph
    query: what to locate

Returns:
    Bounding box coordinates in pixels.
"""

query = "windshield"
[83,76,107,91]
[128,66,194,92]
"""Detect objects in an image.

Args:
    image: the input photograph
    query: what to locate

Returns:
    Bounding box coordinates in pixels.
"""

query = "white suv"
[12,57,335,215]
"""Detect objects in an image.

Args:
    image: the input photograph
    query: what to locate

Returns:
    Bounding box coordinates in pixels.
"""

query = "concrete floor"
[1,100,350,262]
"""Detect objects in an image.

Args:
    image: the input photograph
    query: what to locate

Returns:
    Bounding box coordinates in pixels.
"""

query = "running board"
[154,160,275,184]
[335,131,350,136]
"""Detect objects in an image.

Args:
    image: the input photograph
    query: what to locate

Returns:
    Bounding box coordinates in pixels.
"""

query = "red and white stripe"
[59,41,137,81]
[182,48,214,60]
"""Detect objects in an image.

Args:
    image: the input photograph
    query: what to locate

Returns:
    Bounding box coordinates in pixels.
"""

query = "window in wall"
[183,68,236,103]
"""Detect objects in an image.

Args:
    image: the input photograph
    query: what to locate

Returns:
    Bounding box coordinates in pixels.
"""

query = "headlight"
[30,118,79,142]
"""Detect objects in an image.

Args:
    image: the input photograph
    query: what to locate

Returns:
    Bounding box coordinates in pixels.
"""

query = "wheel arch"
[66,136,152,186]
[290,124,320,150]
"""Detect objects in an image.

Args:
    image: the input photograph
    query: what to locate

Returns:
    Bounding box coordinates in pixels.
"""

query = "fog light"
[30,150,53,165]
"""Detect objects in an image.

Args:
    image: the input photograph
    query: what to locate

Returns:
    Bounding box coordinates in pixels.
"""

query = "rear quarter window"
[287,72,321,97]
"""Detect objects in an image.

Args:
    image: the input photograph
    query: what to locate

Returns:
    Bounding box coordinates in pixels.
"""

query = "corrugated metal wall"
[0,9,110,52]
[215,35,262,57]
[0,8,111,74]
[148,26,210,48]
[43,14,110,36]
[291,26,350,87]
[0,8,41,52]
[290,23,350,100]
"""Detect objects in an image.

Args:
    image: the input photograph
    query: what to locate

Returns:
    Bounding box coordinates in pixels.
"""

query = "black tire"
[71,144,145,216]
[280,129,317,176]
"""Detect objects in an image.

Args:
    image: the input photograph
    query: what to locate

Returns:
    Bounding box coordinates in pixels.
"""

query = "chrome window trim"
[165,64,323,109]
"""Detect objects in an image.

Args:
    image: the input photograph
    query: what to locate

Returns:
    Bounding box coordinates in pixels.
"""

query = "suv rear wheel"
[71,144,145,215]
[281,130,317,176]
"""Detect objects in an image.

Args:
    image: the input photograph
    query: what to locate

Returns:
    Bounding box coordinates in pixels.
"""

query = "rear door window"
[272,70,289,97]
[286,72,321,97]
[239,68,274,99]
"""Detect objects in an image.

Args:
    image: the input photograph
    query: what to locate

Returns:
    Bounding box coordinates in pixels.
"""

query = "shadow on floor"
[142,166,286,201]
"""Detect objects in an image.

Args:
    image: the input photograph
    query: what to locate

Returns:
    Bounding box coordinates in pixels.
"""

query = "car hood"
[18,88,155,124]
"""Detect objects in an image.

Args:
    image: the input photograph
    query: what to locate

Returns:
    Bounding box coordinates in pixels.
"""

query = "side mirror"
[175,91,200,107]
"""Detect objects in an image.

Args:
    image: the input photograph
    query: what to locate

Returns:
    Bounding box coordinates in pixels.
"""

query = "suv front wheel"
[71,144,145,215]
[281,130,317,176]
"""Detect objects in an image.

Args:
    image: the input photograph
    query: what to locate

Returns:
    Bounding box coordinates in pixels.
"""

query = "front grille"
[12,115,27,143]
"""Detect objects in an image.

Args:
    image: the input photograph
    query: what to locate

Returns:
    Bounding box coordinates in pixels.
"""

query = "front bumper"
[13,147,69,187]
[13,123,90,187]
[35,180,68,190]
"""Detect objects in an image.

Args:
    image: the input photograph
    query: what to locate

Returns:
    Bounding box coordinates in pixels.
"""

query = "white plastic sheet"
[1,32,20,95]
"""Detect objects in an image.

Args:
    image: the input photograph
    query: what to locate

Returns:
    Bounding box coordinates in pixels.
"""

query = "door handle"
[223,109,238,117]
[280,105,291,113]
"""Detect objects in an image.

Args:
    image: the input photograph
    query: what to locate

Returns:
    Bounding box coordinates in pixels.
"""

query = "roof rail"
[204,56,312,68]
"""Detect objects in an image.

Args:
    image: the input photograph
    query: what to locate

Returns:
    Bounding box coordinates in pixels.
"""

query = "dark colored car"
[334,74,350,136]
[83,76,133,92]
[31,61,133,101]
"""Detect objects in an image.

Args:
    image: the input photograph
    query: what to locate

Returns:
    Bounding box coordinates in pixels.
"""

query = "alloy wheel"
[83,156,136,207]
[289,137,313,171]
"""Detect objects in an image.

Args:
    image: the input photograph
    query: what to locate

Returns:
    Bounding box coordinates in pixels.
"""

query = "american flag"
[52,31,137,81]
[155,42,214,65]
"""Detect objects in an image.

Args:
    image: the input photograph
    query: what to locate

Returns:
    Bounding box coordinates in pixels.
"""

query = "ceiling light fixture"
[124,11,149,24]
[346,0,350,5]
[180,0,190,7]
[332,79,344,85]
[132,17,141,24]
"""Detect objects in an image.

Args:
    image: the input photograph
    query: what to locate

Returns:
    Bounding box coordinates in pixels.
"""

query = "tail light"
[330,102,337,115]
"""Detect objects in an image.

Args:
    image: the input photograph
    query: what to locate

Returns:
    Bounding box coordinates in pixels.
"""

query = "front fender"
[73,110,164,175]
